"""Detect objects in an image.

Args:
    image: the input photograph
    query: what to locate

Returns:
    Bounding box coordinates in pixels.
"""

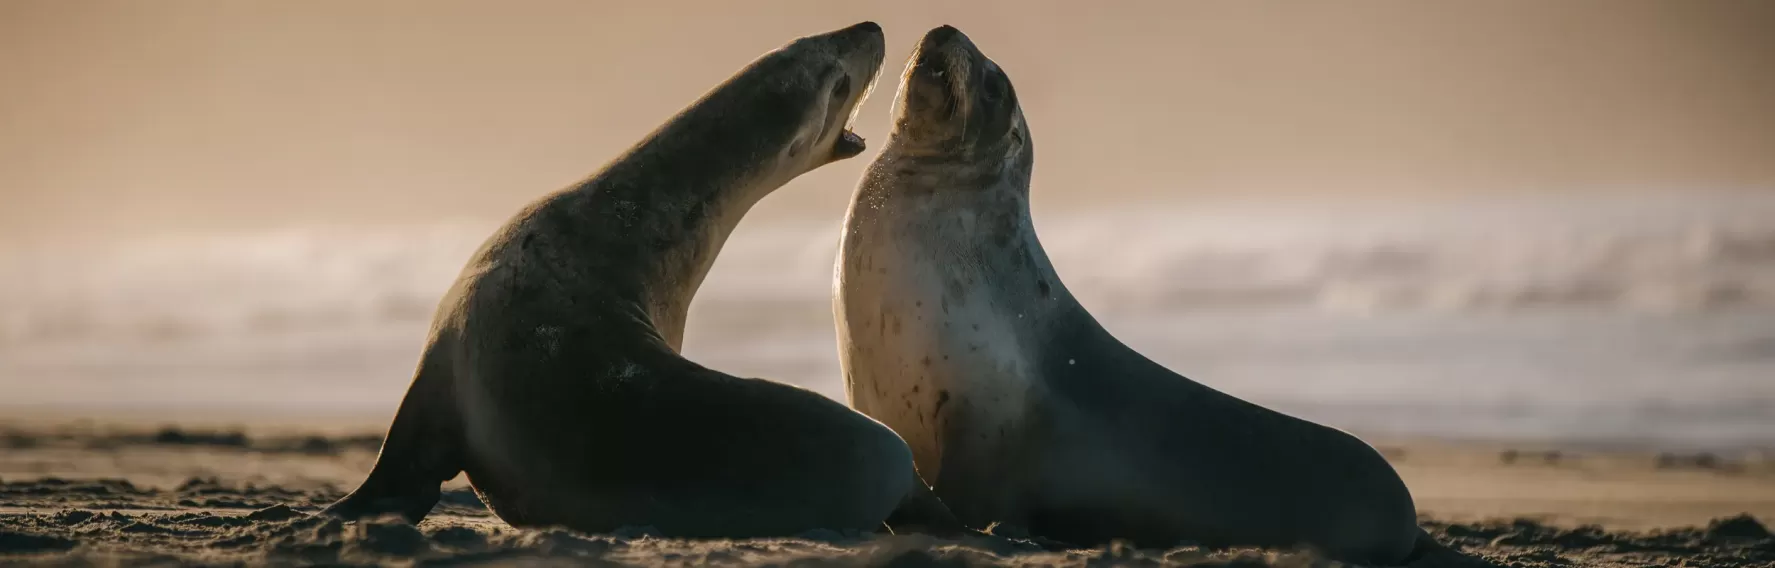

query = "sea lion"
[835,26,1427,564]
[324,22,958,538]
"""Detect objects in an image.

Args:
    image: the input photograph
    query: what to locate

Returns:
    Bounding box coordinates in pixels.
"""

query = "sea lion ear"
[787,132,811,159]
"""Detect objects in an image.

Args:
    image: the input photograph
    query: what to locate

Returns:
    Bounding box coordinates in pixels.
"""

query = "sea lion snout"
[918,25,974,58]
[834,21,884,47]
[770,22,884,164]
[890,26,1022,162]
[892,27,977,146]
[911,25,980,82]
[817,21,885,80]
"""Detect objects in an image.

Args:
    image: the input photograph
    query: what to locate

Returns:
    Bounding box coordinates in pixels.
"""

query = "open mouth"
[834,129,866,159]
[832,64,880,160]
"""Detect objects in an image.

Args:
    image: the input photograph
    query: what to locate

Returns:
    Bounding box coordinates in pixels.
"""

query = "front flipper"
[322,478,443,523]
[882,475,973,537]
[323,348,464,524]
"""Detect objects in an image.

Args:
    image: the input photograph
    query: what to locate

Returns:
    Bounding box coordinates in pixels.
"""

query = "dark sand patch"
[2,427,1772,566]
[2,476,1771,566]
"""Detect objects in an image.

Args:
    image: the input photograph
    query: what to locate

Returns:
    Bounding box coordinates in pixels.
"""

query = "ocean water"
[2,191,1772,450]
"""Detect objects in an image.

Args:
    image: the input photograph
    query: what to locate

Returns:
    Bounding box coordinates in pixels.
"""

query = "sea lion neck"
[561,142,788,352]
[503,26,880,353]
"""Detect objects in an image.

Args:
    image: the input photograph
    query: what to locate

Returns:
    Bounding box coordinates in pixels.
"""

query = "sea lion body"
[836,26,1422,563]
[325,22,951,537]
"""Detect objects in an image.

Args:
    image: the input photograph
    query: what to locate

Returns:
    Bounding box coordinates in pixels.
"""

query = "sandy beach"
[1,419,1770,567]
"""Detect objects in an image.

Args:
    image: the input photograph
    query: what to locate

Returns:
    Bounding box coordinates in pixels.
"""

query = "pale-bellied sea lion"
[325,21,960,538]
[835,25,1433,564]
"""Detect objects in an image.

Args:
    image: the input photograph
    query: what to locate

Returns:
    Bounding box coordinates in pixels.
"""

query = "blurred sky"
[3,0,1773,244]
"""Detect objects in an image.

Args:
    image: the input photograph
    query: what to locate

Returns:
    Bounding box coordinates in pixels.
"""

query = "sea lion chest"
[839,206,1043,487]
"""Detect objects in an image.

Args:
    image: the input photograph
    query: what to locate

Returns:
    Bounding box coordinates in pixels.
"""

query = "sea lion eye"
[832,74,853,100]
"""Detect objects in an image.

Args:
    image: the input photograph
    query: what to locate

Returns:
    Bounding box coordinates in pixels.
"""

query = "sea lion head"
[694,21,885,182]
[886,26,1030,176]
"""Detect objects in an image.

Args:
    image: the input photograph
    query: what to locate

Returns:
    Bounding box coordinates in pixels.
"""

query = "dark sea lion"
[325,22,958,538]
[835,25,1434,564]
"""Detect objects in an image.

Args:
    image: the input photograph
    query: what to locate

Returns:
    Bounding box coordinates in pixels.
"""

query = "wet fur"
[325,22,962,538]
[837,26,1424,564]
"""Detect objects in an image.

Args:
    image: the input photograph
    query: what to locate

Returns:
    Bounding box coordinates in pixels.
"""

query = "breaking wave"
[1,191,1771,448]
[2,192,1772,347]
